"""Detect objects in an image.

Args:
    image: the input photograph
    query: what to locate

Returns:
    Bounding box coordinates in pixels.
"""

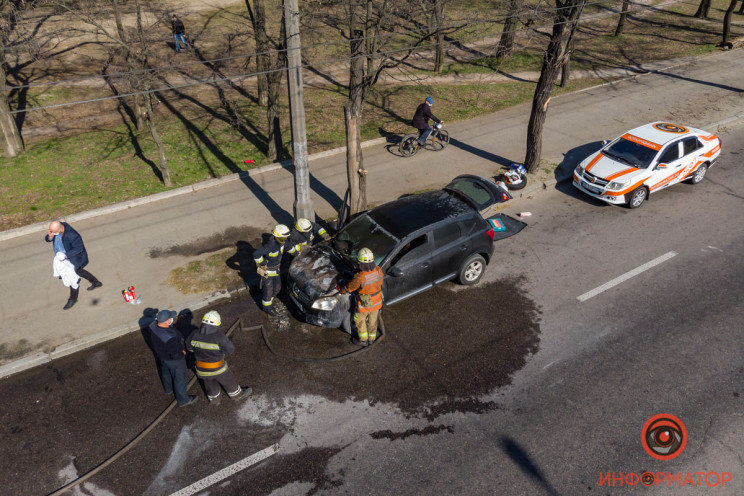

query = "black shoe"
[63,299,77,310]
[179,395,198,407]
[352,337,369,347]
[265,306,278,316]
[209,395,222,406]
[87,281,102,291]
[232,387,252,399]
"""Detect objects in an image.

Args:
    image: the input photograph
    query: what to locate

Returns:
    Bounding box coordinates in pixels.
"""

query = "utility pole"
[283,0,313,221]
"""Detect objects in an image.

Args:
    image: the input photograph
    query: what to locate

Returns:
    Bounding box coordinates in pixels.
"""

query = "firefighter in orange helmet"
[340,247,384,346]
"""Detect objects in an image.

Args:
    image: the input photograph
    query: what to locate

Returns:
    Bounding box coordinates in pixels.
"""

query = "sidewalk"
[1,48,742,378]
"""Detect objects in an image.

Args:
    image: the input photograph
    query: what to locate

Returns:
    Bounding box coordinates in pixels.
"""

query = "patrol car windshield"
[332,214,399,266]
[604,137,659,168]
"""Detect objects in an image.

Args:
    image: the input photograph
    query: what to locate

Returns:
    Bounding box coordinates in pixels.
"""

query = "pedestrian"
[171,14,189,53]
[411,96,443,145]
[286,218,329,258]
[45,220,103,310]
[149,309,198,407]
[253,224,290,316]
[187,310,251,404]
[339,247,384,346]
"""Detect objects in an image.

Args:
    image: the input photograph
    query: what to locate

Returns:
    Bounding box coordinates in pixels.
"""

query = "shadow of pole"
[448,137,514,167]
[501,436,561,496]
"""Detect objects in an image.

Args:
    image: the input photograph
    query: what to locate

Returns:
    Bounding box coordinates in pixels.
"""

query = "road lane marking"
[170,443,279,496]
[577,251,678,302]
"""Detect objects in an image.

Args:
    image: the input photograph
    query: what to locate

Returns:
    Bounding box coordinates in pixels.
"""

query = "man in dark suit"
[45,220,102,309]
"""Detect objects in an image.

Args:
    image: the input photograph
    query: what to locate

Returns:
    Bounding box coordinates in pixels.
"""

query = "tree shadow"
[500,436,561,496]
[448,137,513,167]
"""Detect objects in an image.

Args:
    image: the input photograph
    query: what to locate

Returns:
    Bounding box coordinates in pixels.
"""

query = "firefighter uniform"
[254,225,289,315]
[286,218,328,257]
[186,311,247,402]
[341,248,384,345]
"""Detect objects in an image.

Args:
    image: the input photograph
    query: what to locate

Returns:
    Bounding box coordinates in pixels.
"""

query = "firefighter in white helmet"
[286,218,329,258]
[340,247,384,346]
[186,310,251,403]
[253,224,290,315]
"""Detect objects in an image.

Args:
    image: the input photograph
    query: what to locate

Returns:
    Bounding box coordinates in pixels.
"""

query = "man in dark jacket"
[45,221,102,310]
[171,14,189,53]
[149,309,197,407]
[411,96,443,145]
[187,310,250,403]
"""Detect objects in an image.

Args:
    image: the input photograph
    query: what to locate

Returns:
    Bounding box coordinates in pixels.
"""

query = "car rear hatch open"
[485,213,527,242]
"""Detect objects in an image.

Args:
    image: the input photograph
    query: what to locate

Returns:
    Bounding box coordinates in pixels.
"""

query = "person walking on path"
[340,247,384,346]
[411,96,442,145]
[186,310,251,404]
[171,14,189,53]
[286,218,329,258]
[253,224,290,316]
[45,221,102,310]
[149,310,198,407]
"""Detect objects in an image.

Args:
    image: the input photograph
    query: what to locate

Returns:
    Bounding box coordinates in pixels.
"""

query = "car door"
[430,220,466,285]
[677,136,705,181]
[649,140,684,192]
[382,232,433,306]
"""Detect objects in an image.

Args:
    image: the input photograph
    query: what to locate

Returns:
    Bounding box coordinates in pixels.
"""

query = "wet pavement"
[0,275,541,495]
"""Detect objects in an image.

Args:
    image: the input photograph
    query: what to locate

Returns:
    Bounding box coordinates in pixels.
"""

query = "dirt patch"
[0,339,41,363]
[370,424,454,441]
[149,225,263,257]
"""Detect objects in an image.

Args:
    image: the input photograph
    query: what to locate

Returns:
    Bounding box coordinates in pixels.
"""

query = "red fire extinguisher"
[122,286,136,303]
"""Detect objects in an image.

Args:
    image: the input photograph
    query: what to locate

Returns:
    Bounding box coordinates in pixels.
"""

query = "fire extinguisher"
[122,286,135,303]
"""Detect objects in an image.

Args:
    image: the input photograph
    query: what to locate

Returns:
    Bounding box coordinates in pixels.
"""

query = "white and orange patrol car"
[573,122,721,209]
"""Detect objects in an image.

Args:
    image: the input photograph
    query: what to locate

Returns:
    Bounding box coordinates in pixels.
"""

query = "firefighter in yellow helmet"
[286,218,328,258]
[340,247,384,346]
[253,224,290,315]
[186,310,251,403]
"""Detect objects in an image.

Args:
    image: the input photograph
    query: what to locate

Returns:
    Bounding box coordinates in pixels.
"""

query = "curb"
[0,286,247,379]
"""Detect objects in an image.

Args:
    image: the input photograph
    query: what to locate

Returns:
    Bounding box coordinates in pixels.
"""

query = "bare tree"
[496,0,523,59]
[56,0,172,185]
[720,0,739,47]
[246,0,286,161]
[614,0,630,37]
[524,0,584,173]
[418,0,448,72]
[0,0,27,157]
[694,0,712,18]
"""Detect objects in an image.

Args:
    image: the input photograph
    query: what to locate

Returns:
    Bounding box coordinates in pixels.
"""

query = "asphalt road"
[1,121,741,495]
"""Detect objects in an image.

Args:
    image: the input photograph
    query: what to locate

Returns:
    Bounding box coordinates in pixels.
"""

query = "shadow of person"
[225,240,258,288]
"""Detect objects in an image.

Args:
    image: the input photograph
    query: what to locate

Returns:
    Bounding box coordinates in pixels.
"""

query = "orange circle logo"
[653,123,688,133]
[641,414,687,460]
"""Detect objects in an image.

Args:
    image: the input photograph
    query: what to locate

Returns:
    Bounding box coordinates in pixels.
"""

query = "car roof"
[624,122,698,147]
[369,190,473,239]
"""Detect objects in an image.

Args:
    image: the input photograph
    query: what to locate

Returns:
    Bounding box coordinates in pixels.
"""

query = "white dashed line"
[577,251,678,302]
[170,443,280,496]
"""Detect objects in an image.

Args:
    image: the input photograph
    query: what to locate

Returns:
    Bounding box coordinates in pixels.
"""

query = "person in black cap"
[148,309,197,407]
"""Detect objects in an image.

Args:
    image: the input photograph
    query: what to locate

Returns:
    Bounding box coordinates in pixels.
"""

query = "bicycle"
[399,123,449,157]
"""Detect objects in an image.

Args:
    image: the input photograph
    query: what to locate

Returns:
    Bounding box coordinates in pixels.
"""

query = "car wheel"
[627,187,647,209]
[501,172,528,190]
[690,163,707,185]
[457,254,486,286]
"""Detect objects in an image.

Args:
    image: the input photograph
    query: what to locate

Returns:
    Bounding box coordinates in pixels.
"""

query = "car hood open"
[288,243,355,301]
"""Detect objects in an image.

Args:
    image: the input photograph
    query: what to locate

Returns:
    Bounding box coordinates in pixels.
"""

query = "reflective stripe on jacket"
[254,237,284,270]
[345,266,384,313]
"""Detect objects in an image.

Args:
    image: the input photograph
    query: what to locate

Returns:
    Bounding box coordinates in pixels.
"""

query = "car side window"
[432,223,460,250]
[390,234,428,267]
[460,218,477,236]
[658,142,681,164]
[682,137,702,156]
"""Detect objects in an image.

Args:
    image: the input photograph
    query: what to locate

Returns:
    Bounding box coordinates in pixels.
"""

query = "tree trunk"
[345,30,366,215]
[433,0,444,72]
[496,0,520,59]
[694,0,711,18]
[721,0,738,46]
[560,56,570,87]
[614,0,630,36]
[266,19,286,161]
[111,0,144,130]
[524,0,583,173]
[247,0,269,106]
[0,60,24,158]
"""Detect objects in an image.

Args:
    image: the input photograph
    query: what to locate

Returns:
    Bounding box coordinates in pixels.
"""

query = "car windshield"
[332,214,399,266]
[603,137,659,168]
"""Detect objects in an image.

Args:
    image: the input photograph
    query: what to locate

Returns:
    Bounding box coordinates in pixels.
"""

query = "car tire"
[399,134,420,157]
[690,163,707,185]
[457,254,486,286]
[627,187,648,209]
[501,172,528,190]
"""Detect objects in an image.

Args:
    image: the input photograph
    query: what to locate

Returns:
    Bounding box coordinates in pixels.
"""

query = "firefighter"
[254,224,290,316]
[186,310,249,403]
[286,218,329,258]
[340,247,384,346]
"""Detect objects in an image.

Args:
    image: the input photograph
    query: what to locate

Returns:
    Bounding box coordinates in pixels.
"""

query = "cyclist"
[411,96,443,146]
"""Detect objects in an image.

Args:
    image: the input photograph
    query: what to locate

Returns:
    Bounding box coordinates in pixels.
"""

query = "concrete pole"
[283,0,314,221]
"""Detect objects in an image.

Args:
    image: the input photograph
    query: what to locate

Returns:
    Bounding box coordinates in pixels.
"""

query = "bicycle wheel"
[430,129,450,151]
[399,134,420,157]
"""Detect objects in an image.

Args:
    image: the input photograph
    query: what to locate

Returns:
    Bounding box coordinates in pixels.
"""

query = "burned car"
[287,175,526,329]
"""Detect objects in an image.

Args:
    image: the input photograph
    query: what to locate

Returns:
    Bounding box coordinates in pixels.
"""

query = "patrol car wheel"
[627,187,647,209]
[457,254,486,286]
[690,163,707,185]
